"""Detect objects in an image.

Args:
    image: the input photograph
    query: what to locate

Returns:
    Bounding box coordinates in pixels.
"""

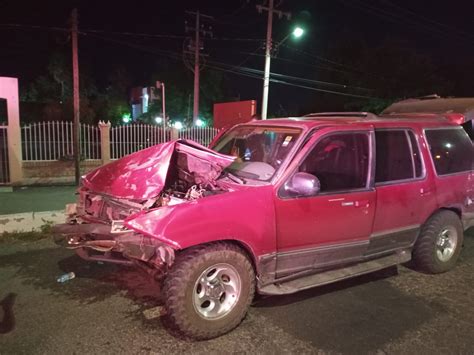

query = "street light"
[122,113,131,124]
[292,26,304,38]
[261,25,305,120]
[195,118,205,127]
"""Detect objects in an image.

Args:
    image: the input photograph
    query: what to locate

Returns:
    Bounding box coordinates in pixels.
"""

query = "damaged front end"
[53,139,235,274]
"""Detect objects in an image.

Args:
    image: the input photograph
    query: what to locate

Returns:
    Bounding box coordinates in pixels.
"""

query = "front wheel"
[412,210,464,274]
[163,242,255,339]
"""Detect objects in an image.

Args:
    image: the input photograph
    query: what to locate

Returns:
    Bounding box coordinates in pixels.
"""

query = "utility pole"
[193,11,200,124]
[184,11,213,125]
[257,1,291,120]
[71,8,80,185]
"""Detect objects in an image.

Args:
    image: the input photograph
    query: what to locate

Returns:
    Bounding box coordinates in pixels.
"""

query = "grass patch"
[0,223,53,244]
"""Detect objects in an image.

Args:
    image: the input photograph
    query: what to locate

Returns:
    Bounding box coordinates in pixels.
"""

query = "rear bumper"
[52,223,175,267]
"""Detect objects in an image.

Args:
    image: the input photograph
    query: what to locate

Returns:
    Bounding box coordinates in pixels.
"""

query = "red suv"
[54,111,474,339]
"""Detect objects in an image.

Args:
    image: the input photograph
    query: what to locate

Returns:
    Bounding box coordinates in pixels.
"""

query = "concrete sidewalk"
[0,186,76,233]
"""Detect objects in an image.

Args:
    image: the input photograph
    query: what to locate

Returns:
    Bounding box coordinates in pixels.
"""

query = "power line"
[208,59,373,92]
[0,23,262,42]
[230,48,376,83]
[280,44,369,75]
[0,22,378,101]
[84,32,377,96]
[380,0,474,41]
[81,28,186,39]
[205,63,379,100]
[336,0,474,46]
[0,23,68,32]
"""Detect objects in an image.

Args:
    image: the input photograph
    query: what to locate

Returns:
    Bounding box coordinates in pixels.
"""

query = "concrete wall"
[0,77,22,184]
[21,160,102,185]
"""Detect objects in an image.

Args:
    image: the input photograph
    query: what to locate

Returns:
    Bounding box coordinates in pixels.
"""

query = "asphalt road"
[1,230,473,354]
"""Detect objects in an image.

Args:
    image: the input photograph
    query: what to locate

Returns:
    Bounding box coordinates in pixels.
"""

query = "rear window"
[425,128,473,175]
[462,121,474,140]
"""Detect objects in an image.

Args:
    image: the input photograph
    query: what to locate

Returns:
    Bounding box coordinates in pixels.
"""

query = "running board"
[259,250,411,295]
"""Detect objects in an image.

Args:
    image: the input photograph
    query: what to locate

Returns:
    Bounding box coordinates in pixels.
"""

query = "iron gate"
[0,125,9,184]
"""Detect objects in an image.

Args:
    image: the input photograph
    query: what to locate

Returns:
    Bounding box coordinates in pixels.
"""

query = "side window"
[298,132,369,193]
[462,121,474,140]
[375,130,421,183]
[425,128,473,175]
[408,131,423,178]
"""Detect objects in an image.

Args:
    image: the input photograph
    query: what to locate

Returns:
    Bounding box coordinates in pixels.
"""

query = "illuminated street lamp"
[122,113,131,124]
[195,118,205,127]
[261,25,305,120]
[154,116,163,124]
[292,26,304,38]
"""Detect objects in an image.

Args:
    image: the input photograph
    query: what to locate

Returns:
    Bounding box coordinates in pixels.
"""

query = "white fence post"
[99,121,111,165]
[170,128,179,141]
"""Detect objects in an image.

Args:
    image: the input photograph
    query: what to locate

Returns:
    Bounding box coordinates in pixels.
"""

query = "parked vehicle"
[54,112,474,339]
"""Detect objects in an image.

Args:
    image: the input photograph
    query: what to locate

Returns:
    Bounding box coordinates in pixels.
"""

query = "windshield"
[213,126,301,181]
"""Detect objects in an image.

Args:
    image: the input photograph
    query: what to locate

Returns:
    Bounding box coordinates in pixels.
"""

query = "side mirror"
[284,172,321,197]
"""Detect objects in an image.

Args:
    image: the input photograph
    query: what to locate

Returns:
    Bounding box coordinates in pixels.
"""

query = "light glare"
[293,27,304,38]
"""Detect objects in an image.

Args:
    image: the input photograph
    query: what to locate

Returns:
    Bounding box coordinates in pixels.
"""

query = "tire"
[412,210,464,274]
[163,242,255,339]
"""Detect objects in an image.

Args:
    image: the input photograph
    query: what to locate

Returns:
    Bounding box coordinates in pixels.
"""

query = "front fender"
[124,185,276,259]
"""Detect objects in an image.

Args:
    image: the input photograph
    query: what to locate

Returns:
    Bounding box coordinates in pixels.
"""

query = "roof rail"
[303,112,378,120]
[414,94,441,100]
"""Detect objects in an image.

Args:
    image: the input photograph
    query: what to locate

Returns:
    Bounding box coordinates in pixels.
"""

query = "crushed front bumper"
[52,223,175,268]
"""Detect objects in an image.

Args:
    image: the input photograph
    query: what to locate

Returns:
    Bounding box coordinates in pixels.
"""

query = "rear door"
[368,128,437,255]
[274,126,376,277]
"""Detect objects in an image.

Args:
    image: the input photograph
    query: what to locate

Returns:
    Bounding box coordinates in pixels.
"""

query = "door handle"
[420,188,434,196]
[355,200,370,207]
[341,200,370,208]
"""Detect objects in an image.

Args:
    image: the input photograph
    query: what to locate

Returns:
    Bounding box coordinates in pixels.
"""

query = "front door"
[274,127,376,278]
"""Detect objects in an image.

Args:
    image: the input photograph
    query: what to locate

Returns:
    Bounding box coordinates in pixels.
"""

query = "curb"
[0,210,65,234]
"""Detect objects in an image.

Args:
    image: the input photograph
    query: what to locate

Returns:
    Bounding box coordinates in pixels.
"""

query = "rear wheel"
[163,243,255,339]
[412,210,464,274]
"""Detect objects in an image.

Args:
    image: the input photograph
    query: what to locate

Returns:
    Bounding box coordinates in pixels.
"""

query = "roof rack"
[303,112,378,120]
[414,94,441,100]
[381,97,474,123]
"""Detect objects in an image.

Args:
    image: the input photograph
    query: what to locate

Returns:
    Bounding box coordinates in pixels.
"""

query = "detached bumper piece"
[53,223,175,268]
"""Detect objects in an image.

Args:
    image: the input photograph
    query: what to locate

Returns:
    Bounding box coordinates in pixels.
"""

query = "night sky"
[1,0,474,116]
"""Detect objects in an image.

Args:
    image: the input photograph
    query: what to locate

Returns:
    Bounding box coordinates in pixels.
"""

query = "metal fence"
[19,122,220,162]
[179,127,219,147]
[110,124,170,160]
[21,121,101,161]
[0,124,9,184]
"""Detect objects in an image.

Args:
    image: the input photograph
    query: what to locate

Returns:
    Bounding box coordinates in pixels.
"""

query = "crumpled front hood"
[82,139,235,200]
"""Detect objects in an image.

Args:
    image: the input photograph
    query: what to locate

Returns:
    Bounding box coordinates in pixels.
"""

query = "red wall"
[213,100,257,130]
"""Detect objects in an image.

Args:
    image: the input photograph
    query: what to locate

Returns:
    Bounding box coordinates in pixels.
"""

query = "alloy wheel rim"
[193,263,241,320]
[436,226,458,262]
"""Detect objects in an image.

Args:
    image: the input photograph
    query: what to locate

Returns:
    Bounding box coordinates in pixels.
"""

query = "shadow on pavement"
[252,266,446,354]
[0,245,162,308]
[0,293,17,334]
